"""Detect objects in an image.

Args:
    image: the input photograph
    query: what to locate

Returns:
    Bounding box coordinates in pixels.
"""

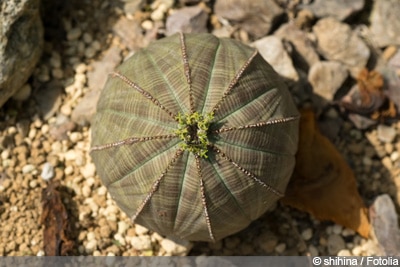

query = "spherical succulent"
[90,32,299,241]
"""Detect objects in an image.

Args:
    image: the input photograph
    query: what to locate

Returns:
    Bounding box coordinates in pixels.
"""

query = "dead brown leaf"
[41,181,74,256]
[281,108,371,238]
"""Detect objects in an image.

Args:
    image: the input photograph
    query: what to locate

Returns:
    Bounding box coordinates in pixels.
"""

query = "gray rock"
[327,234,346,255]
[370,194,400,256]
[71,46,122,126]
[113,17,149,52]
[275,22,320,71]
[313,17,370,78]
[214,0,284,38]
[301,0,364,21]
[370,0,400,47]
[165,6,208,36]
[252,36,299,81]
[123,0,145,15]
[308,61,348,101]
[0,0,43,108]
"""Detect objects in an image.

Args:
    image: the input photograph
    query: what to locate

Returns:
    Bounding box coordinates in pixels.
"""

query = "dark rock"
[370,0,400,47]
[34,80,63,121]
[165,6,209,36]
[214,0,284,39]
[0,0,44,108]
[275,22,320,71]
[308,61,348,101]
[71,46,122,126]
[313,17,370,78]
[301,0,364,21]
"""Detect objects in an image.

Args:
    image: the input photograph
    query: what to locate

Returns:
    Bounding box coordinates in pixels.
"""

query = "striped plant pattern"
[91,33,299,241]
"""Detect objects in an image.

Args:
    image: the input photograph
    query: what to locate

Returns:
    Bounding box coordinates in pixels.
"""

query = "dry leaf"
[341,68,397,121]
[281,108,370,238]
[41,181,74,255]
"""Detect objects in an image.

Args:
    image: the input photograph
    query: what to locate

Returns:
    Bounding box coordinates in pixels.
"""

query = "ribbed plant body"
[91,33,299,241]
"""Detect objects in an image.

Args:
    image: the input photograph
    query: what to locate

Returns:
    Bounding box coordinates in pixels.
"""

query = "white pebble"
[69,132,83,143]
[37,250,45,256]
[352,246,363,256]
[85,240,97,254]
[75,63,87,74]
[82,185,91,197]
[41,162,55,181]
[342,228,355,237]
[275,243,286,253]
[391,151,399,162]
[1,150,10,160]
[41,124,49,134]
[60,105,72,116]
[81,163,96,178]
[141,20,153,30]
[135,224,149,235]
[64,165,74,176]
[87,232,96,241]
[338,249,352,256]
[160,237,192,255]
[301,228,313,241]
[118,221,129,235]
[130,236,152,251]
[114,233,126,246]
[22,164,35,174]
[29,180,38,188]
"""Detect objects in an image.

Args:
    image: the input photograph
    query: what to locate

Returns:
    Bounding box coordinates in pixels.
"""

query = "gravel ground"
[0,0,399,256]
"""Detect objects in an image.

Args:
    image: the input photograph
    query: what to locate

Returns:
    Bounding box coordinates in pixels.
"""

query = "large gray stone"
[0,0,43,108]
[370,0,400,47]
[301,0,364,21]
[214,0,284,39]
[313,17,370,78]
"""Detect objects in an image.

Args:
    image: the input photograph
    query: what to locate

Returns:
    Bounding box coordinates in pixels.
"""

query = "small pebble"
[275,243,286,253]
[12,84,32,102]
[377,124,397,143]
[342,228,355,237]
[390,151,399,162]
[135,224,149,235]
[85,239,97,254]
[327,234,346,255]
[301,228,313,241]
[308,245,319,256]
[67,28,82,41]
[131,236,152,251]
[22,164,35,174]
[41,162,55,181]
[332,224,343,235]
[160,238,192,256]
[83,33,93,44]
[338,249,352,256]
[81,163,96,178]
